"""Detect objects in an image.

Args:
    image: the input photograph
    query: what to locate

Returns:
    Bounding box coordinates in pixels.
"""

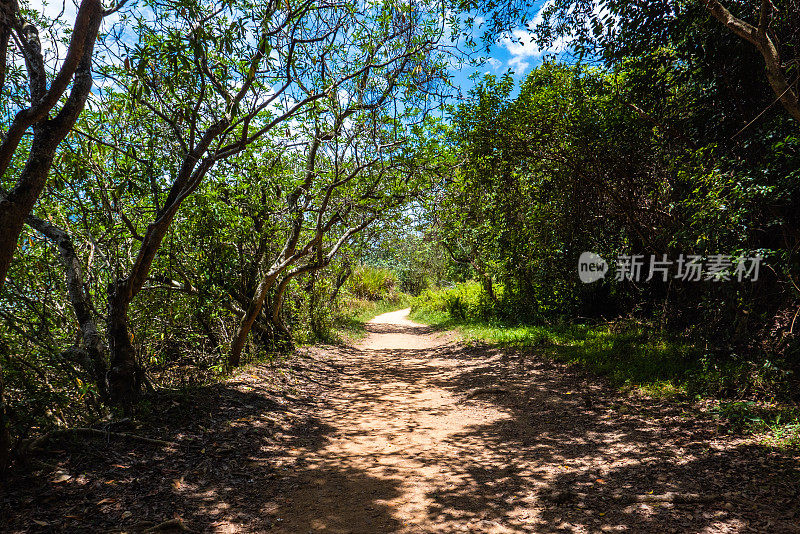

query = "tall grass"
[348,265,398,301]
[333,265,410,339]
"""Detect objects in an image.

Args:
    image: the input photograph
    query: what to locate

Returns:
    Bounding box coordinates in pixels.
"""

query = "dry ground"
[1,309,799,533]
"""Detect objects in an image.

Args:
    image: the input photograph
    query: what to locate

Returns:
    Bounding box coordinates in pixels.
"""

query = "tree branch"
[704,0,800,122]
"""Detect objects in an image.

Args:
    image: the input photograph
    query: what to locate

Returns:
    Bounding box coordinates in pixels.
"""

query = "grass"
[710,400,800,449]
[411,308,696,396]
[348,265,399,300]
[410,307,800,450]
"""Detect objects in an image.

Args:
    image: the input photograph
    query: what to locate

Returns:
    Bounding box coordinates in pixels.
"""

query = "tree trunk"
[308,270,323,336]
[229,271,280,367]
[0,1,105,293]
[274,319,294,349]
[27,216,108,398]
[106,281,142,411]
[330,263,352,303]
[271,272,304,342]
[0,366,11,473]
[99,129,226,400]
[704,0,800,123]
[470,258,499,306]
[0,130,58,293]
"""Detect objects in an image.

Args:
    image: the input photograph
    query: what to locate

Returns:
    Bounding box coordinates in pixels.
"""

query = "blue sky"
[447,0,573,96]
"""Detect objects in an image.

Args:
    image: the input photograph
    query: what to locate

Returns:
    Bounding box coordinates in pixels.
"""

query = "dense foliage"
[431,0,800,400]
[0,0,455,467]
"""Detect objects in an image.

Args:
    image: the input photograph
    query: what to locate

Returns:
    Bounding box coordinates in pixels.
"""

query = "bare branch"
[704,0,800,122]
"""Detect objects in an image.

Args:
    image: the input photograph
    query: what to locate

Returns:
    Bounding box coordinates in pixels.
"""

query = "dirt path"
[269,309,512,533]
[266,309,798,534]
[2,309,798,533]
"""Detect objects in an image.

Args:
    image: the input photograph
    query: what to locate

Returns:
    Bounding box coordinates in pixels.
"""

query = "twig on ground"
[463,387,511,400]
[143,517,192,532]
[541,490,726,504]
[20,428,174,454]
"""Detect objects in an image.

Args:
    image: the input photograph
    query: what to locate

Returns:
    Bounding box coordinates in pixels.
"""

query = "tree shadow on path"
[418,342,800,533]
[0,358,405,533]
[3,321,798,533]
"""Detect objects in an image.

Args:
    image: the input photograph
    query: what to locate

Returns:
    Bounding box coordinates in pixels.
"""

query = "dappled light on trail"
[2,310,797,533]
[265,310,799,534]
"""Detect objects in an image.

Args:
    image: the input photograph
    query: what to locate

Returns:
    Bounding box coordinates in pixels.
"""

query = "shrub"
[413,280,501,320]
[348,265,398,301]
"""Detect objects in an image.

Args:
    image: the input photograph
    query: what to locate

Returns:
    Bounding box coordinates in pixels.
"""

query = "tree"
[76,0,450,402]
[528,0,799,124]
[228,112,441,365]
[703,0,800,122]
[437,65,682,319]
[0,0,125,471]
[0,0,125,291]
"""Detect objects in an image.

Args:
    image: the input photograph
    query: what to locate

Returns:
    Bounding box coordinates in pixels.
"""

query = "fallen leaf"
[52,472,72,483]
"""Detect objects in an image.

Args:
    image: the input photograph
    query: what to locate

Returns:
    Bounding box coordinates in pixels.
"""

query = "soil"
[1,309,799,533]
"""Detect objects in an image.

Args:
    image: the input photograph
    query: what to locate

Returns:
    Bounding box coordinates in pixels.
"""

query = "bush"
[348,265,398,300]
[413,280,500,320]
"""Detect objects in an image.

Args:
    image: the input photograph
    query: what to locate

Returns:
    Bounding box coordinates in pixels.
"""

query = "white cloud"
[498,0,555,72]
[485,57,502,71]
[497,0,573,75]
[498,29,539,73]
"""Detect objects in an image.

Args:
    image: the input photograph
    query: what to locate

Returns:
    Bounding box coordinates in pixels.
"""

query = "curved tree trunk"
[267,223,374,346]
[0,2,105,462]
[102,127,226,402]
[27,216,108,399]
[272,264,320,337]
[229,271,280,367]
[308,270,323,337]
[106,281,142,411]
[704,0,800,123]
[330,263,352,303]
[0,0,105,294]
[0,132,59,292]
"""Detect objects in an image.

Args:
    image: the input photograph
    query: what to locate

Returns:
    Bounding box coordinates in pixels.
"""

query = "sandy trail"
[270,308,514,533]
[264,309,799,533]
[4,309,796,533]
